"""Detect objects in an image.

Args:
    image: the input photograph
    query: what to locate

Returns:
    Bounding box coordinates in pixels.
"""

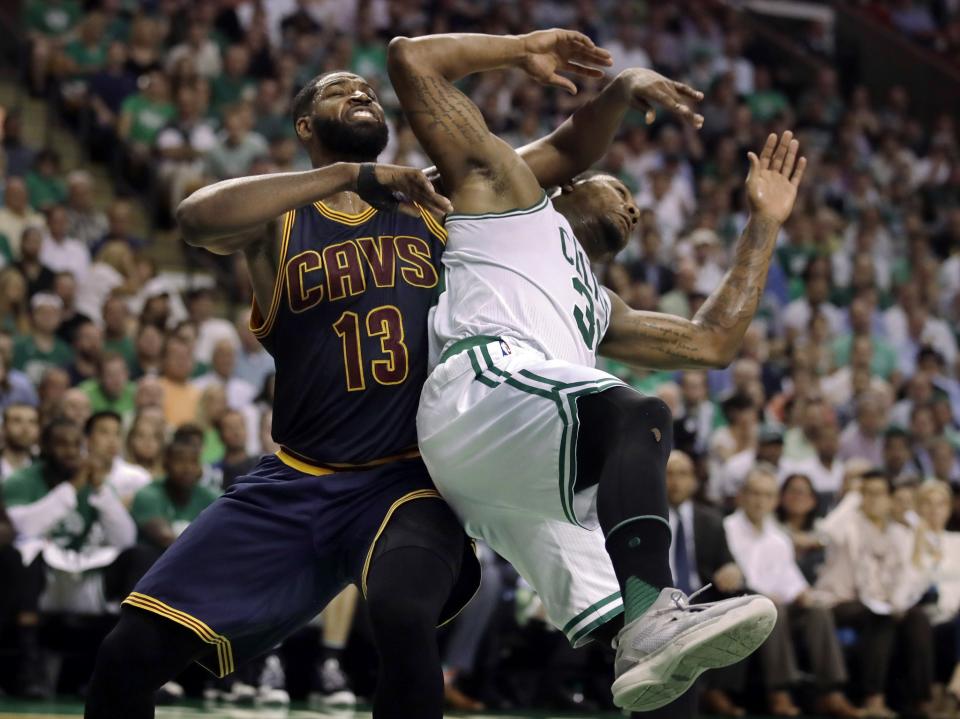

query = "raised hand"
[617,67,704,129]
[367,164,454,218]
[517,29,613,94]
[746,132,806,224]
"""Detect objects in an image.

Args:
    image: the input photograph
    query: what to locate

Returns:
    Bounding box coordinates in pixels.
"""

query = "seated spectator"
[131,323,164,379]
[831,296,897,380]
[930,436,960,485]
[85,411,150,507]
[912,480,960,708]
[815,470,933,717]
[707,393,758,497]
[783,398,830,461]
[158,336,201,428]
[910,402,940,477]
[204,103,269,181]
[13,293,73,385]
[665,449,747,716]
[131,436,218,554]
[782,258,845,342]
[193,338,256,411]
[1,403,39,480]
[2,110,37,177]
[884,426,922,483]
[36,366,70,423]
[125,413,165,480]
[838,391,888,466]
[24,148,67,211]
[57,387,92,429]
[3,418,137,685]
[79,352,135,420]
[52,271,94,346]
[164,19,222,79]
[780,425,845,510]
[776,472,825,584]
[75,242,139,323]
[673,369,722,458]
[0,335,40,412]
[0,177,44,259]
[216,408,258,490]
[64,170,107,249]
[725,467,857,717]
[65,319,103,386]
[96,199,146,253]
[170,423,222,490]
[85,41,138,160]
[714,423,785,510]
[100,295,135,369]
[155,83,218,214]
[196,385,228,465]
[234,308,274,391]
[209,44,256,113]
[14,226,55,297]
[186,287,240,365]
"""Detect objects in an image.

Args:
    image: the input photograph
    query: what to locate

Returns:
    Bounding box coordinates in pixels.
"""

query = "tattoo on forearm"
[406,75,488,146]
[694,216,778,333]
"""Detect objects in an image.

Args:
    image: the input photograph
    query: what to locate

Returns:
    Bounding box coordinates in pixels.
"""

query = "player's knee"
[632,395,673,430]
[368,584,437,639]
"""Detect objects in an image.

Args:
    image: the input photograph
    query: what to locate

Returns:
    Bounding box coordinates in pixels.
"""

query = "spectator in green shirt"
[79,352,136,419]
[119,70,174,145]
[60,11,108,79]
[746,66,790,123]
[13,292,74,385]
[130,437,218,550]
[24,149,67,211]
[100,294,136,370]
[25,0,82,94]
[210,44,256,114]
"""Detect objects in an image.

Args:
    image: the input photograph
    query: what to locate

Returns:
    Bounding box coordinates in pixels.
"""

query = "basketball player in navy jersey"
[85,49,704,719]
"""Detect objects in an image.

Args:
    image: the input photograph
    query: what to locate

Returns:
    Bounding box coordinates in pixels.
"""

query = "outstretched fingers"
[673,81,704,102]
[569,32,613,65]
[781,138,799,178]
[791,156,808,187]
[758,133,777,170]
[562,60,606,79]
[770,131,792,172]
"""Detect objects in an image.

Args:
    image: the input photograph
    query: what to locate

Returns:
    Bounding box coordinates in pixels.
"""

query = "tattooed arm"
[600,133,806,369]
[387,31,610,213]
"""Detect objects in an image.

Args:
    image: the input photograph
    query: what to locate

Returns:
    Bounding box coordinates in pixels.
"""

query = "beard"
[312,114,389,161]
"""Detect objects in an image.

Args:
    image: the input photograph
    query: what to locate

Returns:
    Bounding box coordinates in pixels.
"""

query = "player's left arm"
[599,132,806,370]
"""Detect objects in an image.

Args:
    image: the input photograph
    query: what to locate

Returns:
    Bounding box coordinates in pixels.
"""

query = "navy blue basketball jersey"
[251,200,447,468]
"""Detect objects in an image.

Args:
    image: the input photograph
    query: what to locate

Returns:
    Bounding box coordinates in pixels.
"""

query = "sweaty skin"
[387,31,806,369]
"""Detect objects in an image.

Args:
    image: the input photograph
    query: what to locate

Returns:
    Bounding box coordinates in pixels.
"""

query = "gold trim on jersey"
[275,446,422,475]
[359,489,443,599]
[314,201,377,226]
[415,203,448,244]
[250,209,295,339]
[123,592,235,678]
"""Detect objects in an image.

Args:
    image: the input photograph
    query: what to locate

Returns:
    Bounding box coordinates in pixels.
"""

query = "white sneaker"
[156,680,184,704]
[611,587,777,711]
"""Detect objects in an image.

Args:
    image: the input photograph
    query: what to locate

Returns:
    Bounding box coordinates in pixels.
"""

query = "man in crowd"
[158,335,200,428]
[1,403,39,480]
[725,467,858,717]
[0,334,39,412]
[192,339,256,410]
[838,391,888,466]
[13,293,73,386]
[215,408,257,490]
[79,352,136,419]
[85,411,151,507]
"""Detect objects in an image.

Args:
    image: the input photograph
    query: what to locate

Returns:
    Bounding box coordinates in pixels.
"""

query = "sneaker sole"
[611,595,777,711]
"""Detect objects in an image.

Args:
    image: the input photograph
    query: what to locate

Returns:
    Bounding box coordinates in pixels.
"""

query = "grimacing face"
[568,175,640,257]
[297,73,389,160]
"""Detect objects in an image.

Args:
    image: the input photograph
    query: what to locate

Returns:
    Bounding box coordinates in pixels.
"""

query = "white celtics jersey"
[431,193,611,369]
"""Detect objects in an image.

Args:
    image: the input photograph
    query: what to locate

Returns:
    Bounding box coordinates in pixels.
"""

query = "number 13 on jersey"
[332,305,409,392]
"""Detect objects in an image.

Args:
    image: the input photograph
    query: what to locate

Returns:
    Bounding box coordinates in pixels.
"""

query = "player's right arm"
[177,163,451,314]
[600,133,806,370]
[387,31,610,213]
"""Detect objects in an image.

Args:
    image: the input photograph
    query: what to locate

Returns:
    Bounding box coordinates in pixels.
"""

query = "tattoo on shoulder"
[407,75,488,146]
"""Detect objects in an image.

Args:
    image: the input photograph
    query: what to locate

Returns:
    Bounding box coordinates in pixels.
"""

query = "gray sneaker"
[611,587,777,711]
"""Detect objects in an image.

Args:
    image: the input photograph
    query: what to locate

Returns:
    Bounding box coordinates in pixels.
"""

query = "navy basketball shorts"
[125,454,479,677]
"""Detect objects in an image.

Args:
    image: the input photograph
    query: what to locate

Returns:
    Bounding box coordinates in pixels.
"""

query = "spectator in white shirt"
[192,339,256,411]
[713,423,785,511]
[725,467,857,718]
[782,257,845,341]
[85,411,151,507]
[164,20,223,79]
[780,426,845,510]
[838,391,888,466]
[39,205,90,283]
[815,471,933,717]
[233,309,274,392]
[185,287,240,366]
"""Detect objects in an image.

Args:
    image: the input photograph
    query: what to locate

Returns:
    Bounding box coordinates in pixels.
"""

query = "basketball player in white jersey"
[388,30,806,711]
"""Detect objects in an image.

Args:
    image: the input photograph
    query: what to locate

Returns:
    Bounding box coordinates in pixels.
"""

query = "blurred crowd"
[1,0,960,715]
[860,0,960,63]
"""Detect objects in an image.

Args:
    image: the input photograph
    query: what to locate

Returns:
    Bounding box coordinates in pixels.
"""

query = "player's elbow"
[387,37,418,70]
[175,197,204,246]
[703,337,737,369]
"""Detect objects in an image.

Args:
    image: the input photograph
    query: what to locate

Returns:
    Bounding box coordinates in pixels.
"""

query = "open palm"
[518,29,612,94]
[746,132,806,224]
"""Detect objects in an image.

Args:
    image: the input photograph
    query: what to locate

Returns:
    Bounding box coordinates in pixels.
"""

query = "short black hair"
[165,435,201,459]
[172,423,204,444]
[41,416,80,448]
[861,468,894,493]
[291,71,341,122]
[721,393,755,421]
[883,426,910,444]
[84,410,122,436]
